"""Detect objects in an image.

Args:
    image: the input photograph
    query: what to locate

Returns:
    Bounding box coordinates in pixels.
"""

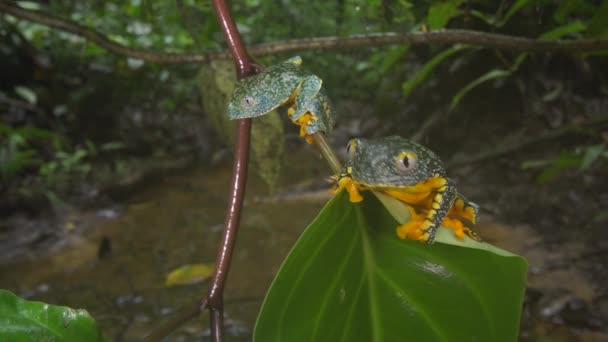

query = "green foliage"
[427,0,464,30]
[39,147,92,186]
[586,1,608,38]
[0,130,39,181]
[0,289,107,341]
[402,45,467,97]
[451,68,511,108]
[0,122,114,201]
[399,0,608,107]
[255,191,527,341]
[498,0,533,27]
[539,21,586,40]
[521,144,608,184]
[14,86,37,104]
[0,124,60,181]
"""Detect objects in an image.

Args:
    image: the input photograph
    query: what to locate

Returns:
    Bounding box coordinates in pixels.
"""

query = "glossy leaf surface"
[255,191,527,341]
[0,289,107,341]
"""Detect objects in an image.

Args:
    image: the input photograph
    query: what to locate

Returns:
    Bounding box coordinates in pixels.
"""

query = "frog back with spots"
[227,58,309,119]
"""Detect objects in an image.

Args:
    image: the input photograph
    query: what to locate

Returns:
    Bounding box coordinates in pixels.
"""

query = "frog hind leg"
[449,193,479,224]
[396,177,457,243]
[443,193,482,241]
[442,216,483,242]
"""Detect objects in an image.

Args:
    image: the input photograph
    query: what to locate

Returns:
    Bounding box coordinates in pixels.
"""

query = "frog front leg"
[286,75,325,142]
[302,90,334,136]
[396,177,457,243]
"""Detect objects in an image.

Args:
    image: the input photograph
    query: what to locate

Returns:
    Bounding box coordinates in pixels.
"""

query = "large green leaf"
[0,289,107,341]
[255,191,527,341]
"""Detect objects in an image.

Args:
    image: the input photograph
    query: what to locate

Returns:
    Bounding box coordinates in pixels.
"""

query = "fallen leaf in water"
[165,263,214,287]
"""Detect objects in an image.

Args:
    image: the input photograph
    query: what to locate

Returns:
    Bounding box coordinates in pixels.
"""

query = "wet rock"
[536,288,603,331]
[19,283,49,299]
[96,206,123,219]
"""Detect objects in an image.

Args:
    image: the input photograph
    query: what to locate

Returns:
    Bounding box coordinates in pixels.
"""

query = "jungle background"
[1,0,607,340]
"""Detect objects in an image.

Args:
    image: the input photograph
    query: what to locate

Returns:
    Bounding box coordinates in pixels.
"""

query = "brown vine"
[2,1,607,65]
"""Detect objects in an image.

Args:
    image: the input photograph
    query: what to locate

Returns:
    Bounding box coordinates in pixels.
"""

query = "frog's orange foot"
[334,176,363,203]
[303,133,314,144]
[396,216,430,242]
[449,197,478,224]
[294,112,315,144]
[442,217,482,242]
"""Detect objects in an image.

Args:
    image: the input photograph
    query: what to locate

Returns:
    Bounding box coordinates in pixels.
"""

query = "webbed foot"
[332,176,363,203]
[448,195,478,224]
[441,216,482,241]
[396,219,430,241]
[395,205,432,242]
[288,108,315,144]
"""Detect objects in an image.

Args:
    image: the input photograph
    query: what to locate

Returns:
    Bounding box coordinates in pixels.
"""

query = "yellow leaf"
[165,263,214,287]
[65,222,75,231]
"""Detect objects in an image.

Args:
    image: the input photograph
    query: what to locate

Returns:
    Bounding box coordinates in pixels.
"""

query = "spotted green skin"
[227,56,334,135]
[346,136,477,243]
[348,136,446,187]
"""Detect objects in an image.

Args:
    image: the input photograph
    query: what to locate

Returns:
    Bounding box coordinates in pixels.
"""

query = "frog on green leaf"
[333,136,481,244]
[227,56,334,144]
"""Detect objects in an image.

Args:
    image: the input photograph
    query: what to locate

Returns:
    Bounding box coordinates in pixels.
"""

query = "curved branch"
[206,0,256,341]
[0,1,219,63]
[2,1,607,65]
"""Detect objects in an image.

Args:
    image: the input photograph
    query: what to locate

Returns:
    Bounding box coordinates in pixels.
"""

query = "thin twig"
[313,132,343,174]
[207,0,256,341]
[2,2,608,65]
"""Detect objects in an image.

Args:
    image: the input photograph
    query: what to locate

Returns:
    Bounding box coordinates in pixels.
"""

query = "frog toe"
[449,195,479,224]
[334,177,363,203]
[396,219,429,242]
[441,217,482,242]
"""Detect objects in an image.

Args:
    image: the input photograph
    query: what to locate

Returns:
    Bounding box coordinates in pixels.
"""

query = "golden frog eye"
[396,151,417,171]
[242,96,255,108]
[346,139,357,158]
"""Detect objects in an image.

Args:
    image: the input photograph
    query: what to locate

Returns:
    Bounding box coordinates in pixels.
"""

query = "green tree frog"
[227,56,334,143]
[334,136,481,243]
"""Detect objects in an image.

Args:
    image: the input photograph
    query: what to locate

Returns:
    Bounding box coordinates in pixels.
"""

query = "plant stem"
[313,132,343,174]
[207,0,256,341]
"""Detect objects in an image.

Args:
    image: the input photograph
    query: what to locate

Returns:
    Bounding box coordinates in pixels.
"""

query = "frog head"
[227,56,304,120]
[346,136,446,187]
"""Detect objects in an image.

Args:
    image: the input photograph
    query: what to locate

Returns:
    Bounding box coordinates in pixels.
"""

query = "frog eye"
[242,96,255,108]
[396,151,417,171]
[346,140,357,158]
